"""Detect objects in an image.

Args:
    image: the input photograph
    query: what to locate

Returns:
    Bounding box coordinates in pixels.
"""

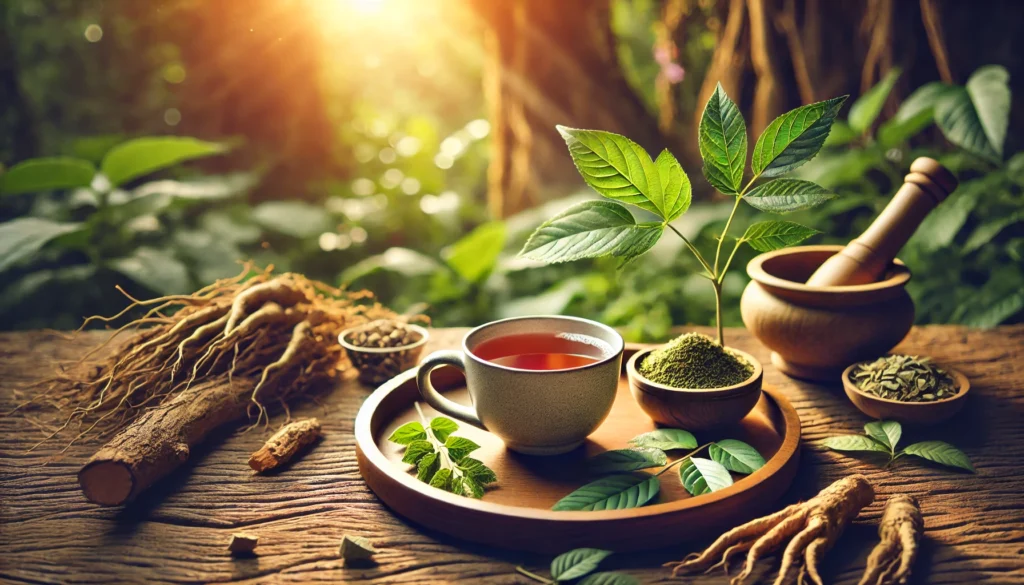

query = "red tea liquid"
[471,332,612,371]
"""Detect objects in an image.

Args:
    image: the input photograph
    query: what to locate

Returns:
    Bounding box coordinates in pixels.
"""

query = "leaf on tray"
[388,421,426,445]
[552,473,661,512]
[679,457,734,496]
[628,429,697,451]
[588,448,667,473]
[709,440,767,474]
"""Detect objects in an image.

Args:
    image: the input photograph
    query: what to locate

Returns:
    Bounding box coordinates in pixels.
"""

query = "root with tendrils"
[857,495,922,585]
[666,475,875,585]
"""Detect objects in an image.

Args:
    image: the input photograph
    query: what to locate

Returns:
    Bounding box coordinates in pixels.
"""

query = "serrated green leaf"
[579,572,639,585]
[0,218,83,273]
[454,475,485,498]
[429,417,459,442]
[519,200,663,264]
[550,548,612,581]
[416,452,440,482]
[709,440,766,474]
[445,436,481,460]
[654,149,692,220]
[402,440,434,465]
[902,441,975,472]
[552,473,660,511]
[101,136,229,187]
[743,179,836,213]
[864,421,902,453]
[588,448,667,473]
[679,457,734,495]
[429,467,453,489]
[742,221,819,252]
[699,83,747,195]
[822,435,890,453]
[628,429,697,451]
[442,221,506,283]
[849,68,901,134]
[389,421,427,445]
[556,126,687,220]
[752,96,848,177]
[0,157,95,195]
[457,457,497,485]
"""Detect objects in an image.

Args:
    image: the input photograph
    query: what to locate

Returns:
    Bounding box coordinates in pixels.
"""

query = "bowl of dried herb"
[842,354,970,424]
[626,332,763,430]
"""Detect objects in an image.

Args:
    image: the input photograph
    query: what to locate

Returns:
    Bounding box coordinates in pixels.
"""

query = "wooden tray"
[354,344,801,553]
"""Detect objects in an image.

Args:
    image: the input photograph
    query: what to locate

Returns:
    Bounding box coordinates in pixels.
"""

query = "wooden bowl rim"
[626,346,763,395]
[746,244,911,294]
[841,360,971,407]
[354,362,801,523]
[338,322,430,354]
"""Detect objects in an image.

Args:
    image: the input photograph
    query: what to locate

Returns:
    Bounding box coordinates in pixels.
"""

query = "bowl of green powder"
[626,333,762,430]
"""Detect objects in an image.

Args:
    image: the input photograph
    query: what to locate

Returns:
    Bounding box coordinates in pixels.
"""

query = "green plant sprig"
[519,83,848,346]
[822,420,975,473]
[515,548,637,585]
[387,404,498,498]
[551,428,767,512]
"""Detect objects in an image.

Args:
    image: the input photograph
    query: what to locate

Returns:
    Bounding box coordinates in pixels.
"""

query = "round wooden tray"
[354,344,801,553]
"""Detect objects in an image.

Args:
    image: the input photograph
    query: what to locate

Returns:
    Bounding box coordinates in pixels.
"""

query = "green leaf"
[131,173,257,203]
[101,136,229,187]
[963,212,1024,254]
[444,436,481,461]
[752,96,848,177]
[709,440,766,474]
[698,83,747,195]
[962,289,1024,328]
[588,448,667,473]
[743,179,836,213]
[742,221,819,252]
[457,457,497,485]
[877,108,935,148]
[388,421,427,445]
[401,440,434,465]
[518,200,664,264]
[822,435,890,453]
[628,429,697,451]
[442,221,506,283]
[252,201,334,239]
[893,81,956,123]
[654,149,692,220]
[109,247,191,295]
[864,421,902,454]
[429,417,459,442]
[453,475,485,498]
[936,90,997,161]
[341,247,444,283]
[679,457,734,496]
[965,65,1011,159]
[579,572,639,585]
[848,68,901,134]
[0,157,95,195]
[416,452,439,482]
[902,441,975,472]
[429,467,453,489]
[556,126,688,221]
[552,473,660,511]
[0,218,83,273]
[550,548,613,581]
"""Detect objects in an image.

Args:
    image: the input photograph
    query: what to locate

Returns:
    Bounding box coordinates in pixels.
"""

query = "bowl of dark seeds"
[339,319,429,385]
[842,354,970,425]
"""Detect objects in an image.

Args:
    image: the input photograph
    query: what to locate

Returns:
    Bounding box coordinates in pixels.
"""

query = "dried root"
[857,495,922,585]
[248,418,322,473]
[17,263,406,447]
[666,475,875,585]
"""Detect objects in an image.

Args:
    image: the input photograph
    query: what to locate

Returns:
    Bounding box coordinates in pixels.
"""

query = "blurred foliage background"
[1,0,1022,337]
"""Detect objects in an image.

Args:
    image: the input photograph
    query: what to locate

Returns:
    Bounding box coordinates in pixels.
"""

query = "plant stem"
[655,443,713,477]
[714,196,742,276]
[666,223,714,278]
[717,239,744,286]
[515,566,554,584]
[712,284,724,346]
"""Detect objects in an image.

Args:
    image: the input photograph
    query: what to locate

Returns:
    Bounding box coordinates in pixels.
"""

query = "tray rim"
[355,343,802,524]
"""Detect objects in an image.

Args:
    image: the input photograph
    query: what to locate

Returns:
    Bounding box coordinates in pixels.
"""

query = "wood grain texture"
[2,326,1023,584]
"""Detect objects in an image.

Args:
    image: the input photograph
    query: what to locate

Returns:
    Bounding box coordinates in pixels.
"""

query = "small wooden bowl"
[842,362,970,425]
[626,347,763,430]
[339,322,429,386]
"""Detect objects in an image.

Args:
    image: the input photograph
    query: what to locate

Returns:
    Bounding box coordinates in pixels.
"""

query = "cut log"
[78,376,256,506]
[248,418,322,473]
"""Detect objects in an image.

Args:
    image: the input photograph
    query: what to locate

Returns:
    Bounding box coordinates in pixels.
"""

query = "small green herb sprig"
[388,404,498,498]
[822,420,975,472]
[515,548,637,585]
[551,429,766,511]
[519,84,848,346]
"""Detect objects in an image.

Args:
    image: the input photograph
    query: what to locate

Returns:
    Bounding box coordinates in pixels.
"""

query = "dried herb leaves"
[851,355,959,402]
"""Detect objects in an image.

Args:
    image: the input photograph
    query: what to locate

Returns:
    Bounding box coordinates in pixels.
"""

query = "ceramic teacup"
[416,316,624,455]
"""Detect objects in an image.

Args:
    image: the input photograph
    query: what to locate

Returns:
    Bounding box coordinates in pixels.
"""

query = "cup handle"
[416,350,485,430]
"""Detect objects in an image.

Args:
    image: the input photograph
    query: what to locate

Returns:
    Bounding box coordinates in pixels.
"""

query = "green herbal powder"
[639,333,754,389]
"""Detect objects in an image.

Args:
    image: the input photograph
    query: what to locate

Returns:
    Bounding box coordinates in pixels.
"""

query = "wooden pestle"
[805,157,958,287]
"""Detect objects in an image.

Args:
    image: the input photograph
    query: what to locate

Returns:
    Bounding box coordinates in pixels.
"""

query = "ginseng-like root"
[857,495,922,585]
[668,475,875,585]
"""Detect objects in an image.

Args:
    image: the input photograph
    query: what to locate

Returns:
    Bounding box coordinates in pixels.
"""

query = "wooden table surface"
[1,326,1022,584]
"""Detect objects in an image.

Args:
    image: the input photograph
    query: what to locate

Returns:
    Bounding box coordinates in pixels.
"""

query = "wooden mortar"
[740,245,913,382]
